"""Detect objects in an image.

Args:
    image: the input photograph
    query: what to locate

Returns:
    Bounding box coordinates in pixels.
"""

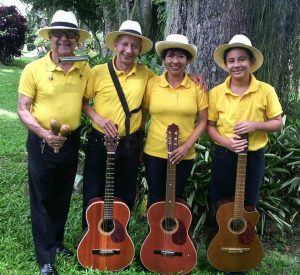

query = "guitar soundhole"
[162,218,177,232]
[229,218,246,234]
[101,219,114,233]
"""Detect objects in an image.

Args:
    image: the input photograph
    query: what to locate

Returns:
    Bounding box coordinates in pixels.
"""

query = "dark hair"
[223,47,254,63]
[161,48,192,61]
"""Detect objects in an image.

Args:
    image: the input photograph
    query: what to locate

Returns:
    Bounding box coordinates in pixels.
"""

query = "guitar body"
[140,201,197,274]
[207,202,264,272]
[77,199,134,271]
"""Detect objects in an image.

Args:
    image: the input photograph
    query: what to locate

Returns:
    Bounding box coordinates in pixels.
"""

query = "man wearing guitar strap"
[81,20,155,230]
[207,35,283,273]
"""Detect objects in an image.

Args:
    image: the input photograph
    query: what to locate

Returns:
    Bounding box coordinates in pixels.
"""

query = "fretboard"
[233,153,247,218]
[104,152,115,220]
[165,158,176,219]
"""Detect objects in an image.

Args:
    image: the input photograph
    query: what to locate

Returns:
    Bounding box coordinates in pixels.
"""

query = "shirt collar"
[112,56,137,77]
[158,71,190,88]
[224,74,260,95]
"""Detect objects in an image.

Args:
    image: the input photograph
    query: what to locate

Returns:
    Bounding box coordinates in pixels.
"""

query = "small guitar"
[77,132,134,271]
[207,135,264,272]
[140,124,197,275]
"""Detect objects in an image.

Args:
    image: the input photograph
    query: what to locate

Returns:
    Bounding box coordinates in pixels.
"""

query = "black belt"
[91,128,140,143]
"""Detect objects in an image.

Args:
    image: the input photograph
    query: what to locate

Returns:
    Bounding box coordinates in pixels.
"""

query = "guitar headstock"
[166,123,180,153]
[104,125,119,153]
[104,134,119,153]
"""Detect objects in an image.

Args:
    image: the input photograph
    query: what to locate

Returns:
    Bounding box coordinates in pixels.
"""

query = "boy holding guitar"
[207,35,283,273]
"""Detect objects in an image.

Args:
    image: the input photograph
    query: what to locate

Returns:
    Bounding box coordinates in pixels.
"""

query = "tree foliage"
[22,0,157,55]
[0,6,28,65]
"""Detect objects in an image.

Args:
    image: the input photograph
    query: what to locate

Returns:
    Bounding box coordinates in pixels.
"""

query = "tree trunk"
[164,0,300,111]
[165,0,247,89]
[129,0,152,38]
[101,0,152,56]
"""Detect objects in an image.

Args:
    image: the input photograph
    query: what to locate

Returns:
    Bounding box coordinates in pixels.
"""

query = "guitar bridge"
[92,249,120,256]
[153,250,183,256]
[221,247,250,254]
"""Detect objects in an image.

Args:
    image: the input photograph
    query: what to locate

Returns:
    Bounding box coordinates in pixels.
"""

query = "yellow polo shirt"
[85,57,155,136]
[143,72,208,160]
[18,51,92,130]
[208,75,282,150]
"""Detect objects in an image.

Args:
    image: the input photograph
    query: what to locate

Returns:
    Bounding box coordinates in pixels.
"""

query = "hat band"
[51,22,78,29]
[120,29,142,36]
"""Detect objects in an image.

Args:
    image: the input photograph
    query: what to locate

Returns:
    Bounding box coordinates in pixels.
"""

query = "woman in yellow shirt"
[207,35,283,231]
[143,34,208,205]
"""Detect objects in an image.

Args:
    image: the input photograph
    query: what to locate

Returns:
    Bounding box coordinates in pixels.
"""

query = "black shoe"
[56,246,74,257]
[40,264,57,275]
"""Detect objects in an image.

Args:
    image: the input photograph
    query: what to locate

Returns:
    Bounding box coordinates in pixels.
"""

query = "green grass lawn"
[0,58,299,275]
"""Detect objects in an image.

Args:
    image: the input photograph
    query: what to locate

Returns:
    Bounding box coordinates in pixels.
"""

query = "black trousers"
[209,145,265,229]
[27,129,80,265]
[82,128,141,230]
[144,153,193,206]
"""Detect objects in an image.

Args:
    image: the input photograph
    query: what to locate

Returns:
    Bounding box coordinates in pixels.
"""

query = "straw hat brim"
[155,41,197,63]
[105,31,153,54]
[214,43,264,73]
[39,27,90,43]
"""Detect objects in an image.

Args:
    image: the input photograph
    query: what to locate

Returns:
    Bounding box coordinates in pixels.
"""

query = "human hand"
[169,144,189,164]
[225,134,248,153]
[49,119,67,152]
[95,117,118,137]
[234,121,256,135]
[188,73,208,92]
[43,130,67,151]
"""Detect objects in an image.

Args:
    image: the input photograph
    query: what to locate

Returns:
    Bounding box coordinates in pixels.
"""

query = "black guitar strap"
[107,60,141,147]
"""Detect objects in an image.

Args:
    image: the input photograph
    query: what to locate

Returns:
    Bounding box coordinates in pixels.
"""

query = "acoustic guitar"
[77,133,134,271]
[140,124,197,274]
[207,135,264,272]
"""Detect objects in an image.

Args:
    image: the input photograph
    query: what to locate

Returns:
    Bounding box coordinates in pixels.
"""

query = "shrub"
[0,6,28,65]
[88,54,112,68]
[259,116,300,235]
[26,42,35,51]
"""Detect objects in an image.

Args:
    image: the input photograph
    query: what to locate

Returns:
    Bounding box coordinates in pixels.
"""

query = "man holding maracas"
[17,10,92,275]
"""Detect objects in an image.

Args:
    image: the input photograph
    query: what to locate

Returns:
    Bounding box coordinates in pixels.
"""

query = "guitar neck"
[165,123,180,219]
[165,159,176,219]
[234,153,247,218]
[104,152,115,220]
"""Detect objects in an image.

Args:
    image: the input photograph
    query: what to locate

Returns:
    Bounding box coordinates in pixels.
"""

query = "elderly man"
[17,10,91,275]
[81,20,155,229]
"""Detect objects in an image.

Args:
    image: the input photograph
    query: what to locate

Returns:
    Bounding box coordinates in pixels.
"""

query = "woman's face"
[163,49,188,76]
[224,48,254,80]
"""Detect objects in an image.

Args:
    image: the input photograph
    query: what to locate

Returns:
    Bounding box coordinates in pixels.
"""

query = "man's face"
[114,34,142,66]
[49,30,79,57]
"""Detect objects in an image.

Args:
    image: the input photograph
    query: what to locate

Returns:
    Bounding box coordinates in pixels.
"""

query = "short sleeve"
[266,87,283,118]
[208,89,218,121]
[83,67,95,99]
[197,86,208,111]
[18,64,37,98]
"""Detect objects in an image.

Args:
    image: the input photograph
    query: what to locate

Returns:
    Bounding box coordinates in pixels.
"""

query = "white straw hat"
[39,10,90,43]
[214,34,264,73]
[105,20,153,54]
[155,34,198,63]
